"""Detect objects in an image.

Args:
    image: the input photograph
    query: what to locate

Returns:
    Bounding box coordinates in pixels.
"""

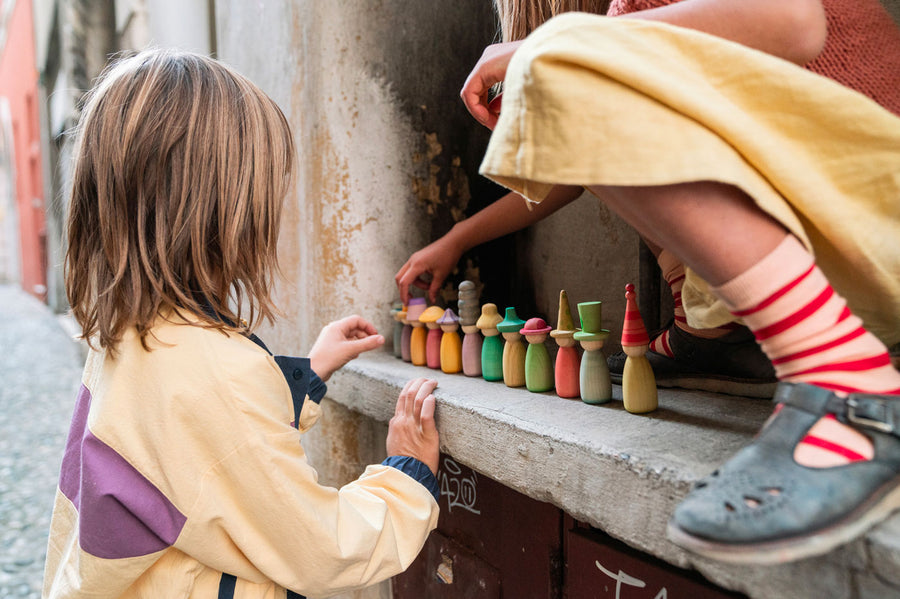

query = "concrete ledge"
[329,351,900,599]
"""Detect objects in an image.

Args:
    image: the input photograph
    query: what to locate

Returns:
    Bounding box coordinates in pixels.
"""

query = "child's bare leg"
[594,181,785,285]
[590,181,900,468]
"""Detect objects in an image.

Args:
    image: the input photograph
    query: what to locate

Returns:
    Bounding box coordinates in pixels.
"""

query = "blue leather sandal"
[608,323,777,398]
[667,382,900,564]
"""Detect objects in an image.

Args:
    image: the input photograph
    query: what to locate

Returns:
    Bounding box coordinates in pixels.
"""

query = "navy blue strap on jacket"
[243,330,328,429]
[194,303,327,428]
[273,356,327,428]
[217,574,236,598]
[382,455,440,503]
[218,573,306,598]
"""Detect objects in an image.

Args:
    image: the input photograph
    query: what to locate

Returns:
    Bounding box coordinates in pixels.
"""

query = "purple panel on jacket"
[59,384,188,559]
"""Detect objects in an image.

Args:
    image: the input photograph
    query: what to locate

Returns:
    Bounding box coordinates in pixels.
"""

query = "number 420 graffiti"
[438,457,480,515]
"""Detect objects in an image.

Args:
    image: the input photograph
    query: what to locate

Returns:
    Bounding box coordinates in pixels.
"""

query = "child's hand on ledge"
[387,378,440,475]
[309,315,385,382]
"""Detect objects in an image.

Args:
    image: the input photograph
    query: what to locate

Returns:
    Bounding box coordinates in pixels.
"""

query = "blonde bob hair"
[66,49,294,351]
[494,0,610,42]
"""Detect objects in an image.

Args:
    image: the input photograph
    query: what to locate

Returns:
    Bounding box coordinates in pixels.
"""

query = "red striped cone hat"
[621,283,650,347]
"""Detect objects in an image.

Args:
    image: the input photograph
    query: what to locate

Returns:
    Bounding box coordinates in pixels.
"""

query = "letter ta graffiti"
[595,560,668,599]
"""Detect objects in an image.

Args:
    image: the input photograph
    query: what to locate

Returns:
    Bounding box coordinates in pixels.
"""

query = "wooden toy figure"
[457,280,482,377]
[398,304,413,362]
[390,302,405,359]
[407,297,427,366]
[573,301,612,404]
[621,284,658,414]
[497,307,527,388]
[419,305,446,370]
[521,318,554,393]
[437,308,462,374]
[476,303,504,382]
[550,290,581,399]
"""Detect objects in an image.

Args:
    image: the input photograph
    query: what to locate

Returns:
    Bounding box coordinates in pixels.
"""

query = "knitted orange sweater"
[607,0,900,116]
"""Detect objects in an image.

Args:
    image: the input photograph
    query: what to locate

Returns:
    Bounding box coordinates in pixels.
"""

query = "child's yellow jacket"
[42,313,439,598]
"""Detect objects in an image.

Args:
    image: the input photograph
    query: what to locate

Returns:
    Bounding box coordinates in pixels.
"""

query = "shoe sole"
[666,473,900,565]
[610,373,776,399]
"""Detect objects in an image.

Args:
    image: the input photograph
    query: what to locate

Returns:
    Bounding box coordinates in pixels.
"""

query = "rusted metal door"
[394,456,742,598]
[393,454,563,598]
[564,519,744,599]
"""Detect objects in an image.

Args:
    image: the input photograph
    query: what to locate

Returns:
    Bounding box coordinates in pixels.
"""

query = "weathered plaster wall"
[216,1,500,354]
[525,191,639,342]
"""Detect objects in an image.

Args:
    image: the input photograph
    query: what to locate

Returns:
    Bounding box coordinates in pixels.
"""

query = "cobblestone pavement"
[0,285,84,598]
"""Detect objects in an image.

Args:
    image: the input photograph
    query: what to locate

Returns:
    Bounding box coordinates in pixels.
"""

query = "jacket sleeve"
[170,349,440,598]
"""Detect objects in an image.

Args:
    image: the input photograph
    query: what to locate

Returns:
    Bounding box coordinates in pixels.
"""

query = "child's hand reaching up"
[387,378,440,475]
[309,315,385,382]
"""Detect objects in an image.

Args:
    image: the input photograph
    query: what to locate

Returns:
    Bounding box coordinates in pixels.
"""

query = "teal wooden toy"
[573,301,611,404]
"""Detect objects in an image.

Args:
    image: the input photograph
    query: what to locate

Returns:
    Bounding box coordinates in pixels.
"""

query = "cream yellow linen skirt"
[480,13,900,346]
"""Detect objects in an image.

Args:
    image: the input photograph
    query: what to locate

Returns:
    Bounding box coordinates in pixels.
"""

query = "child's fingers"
[419,394,436,431]
[355,316,379,336]
[346,334,384,357]
[396,378,418,417]
[428,278,444,304]
[337,316,378,341]
[413,380,438,425]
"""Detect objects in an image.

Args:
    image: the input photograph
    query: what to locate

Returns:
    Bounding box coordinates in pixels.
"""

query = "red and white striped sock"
[650,250,737,358]
[713,235,900,467]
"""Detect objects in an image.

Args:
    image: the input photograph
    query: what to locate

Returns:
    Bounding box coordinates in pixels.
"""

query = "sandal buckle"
[846,397,894,434]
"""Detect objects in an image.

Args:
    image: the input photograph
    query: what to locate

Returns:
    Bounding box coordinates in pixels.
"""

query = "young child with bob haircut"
[44,48,440,599]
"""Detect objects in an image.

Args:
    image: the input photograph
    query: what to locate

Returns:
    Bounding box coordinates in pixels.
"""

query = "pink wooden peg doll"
[419,305,446,370]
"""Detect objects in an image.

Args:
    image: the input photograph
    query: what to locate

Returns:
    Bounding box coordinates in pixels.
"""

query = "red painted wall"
[0,0,46,300]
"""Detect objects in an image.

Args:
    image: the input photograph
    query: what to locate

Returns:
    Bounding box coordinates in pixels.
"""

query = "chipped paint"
[410,132,473,224]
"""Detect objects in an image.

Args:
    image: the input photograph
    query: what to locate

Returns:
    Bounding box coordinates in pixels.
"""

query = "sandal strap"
[774,383,899,437]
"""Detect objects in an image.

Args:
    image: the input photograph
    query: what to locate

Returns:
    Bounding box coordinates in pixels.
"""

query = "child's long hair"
[494,0,610,42]
[65,49,294,351]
